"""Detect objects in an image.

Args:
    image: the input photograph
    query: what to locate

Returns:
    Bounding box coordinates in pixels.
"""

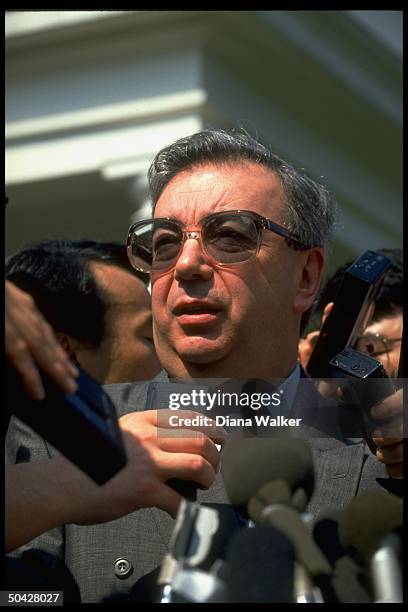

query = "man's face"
[151,161,323,379]
[77,263,161,383]
[356,312,403,377]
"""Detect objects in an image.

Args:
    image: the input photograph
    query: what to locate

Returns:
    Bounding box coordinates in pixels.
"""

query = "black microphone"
[250,498,329,602]
[312,511,345,569]
[312,511,359,603]
[156,500,235,603]
[221,524,295,602]
[221,436,331,602]
[338,490,402,603]
[165,479,198,502]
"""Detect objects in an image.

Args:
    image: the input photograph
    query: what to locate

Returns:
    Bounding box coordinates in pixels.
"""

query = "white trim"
[5,115,203,184]
[6,90,208,141]
[5,11,124,38]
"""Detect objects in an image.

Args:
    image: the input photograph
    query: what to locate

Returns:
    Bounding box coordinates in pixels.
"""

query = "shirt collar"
[265,362,301,415]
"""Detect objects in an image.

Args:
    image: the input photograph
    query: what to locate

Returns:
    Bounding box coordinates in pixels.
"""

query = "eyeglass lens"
[356,333,392,358]
[129,213,260,272]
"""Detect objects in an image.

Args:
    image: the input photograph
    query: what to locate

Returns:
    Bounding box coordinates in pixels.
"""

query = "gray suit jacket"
[5,372,391,603]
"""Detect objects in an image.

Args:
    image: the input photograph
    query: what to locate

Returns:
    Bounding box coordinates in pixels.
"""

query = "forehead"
[364,312,403,338]
[154,161,286,222]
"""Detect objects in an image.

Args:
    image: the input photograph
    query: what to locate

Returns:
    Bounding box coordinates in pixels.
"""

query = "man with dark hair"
[6,239,161,383]
[6,129,402,603]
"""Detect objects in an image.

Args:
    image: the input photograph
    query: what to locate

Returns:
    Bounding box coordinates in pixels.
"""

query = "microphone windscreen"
[221,436,314,514]
[312,511,345,568]
[338,490,402,561]
[222,524,295,602]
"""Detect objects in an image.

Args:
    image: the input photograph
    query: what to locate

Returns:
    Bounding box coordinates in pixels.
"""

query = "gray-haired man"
[6,129,400,603]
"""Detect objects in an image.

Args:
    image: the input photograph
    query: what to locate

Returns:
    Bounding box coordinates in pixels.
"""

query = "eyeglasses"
[127,209,308,274]
[355,332,402,359]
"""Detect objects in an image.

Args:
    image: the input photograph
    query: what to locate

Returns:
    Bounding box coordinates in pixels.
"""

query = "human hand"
[6,410,225,551]
[70,409,227,522]
[298,331,320,369]
[299,303,333,369]
[5,280,79,400]
[370,388,403,479]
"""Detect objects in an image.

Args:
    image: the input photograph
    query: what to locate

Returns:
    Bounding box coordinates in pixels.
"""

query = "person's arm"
[5,280,79,400]
[6,409,226,553]
[6,457,88,553]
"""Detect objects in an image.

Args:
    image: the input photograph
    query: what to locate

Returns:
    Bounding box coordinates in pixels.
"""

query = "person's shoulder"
[103,370,169,416]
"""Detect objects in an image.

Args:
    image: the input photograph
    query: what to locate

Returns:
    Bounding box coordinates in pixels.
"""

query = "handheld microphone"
[312,511,377,603]
[250,496,329,602]
[312,511,344,569]
[222,437,331,602]
[222,524,295,602]
[156,500,235,603]
[338,490,402,603]
[221,436,315,516]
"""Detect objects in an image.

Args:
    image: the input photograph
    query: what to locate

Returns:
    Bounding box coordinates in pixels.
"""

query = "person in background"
[298,248,403,478]
[299,248,402,377]
[6,239,162,384]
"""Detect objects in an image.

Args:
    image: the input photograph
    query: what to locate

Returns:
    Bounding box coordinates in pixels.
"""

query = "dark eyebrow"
[153,216,184,224]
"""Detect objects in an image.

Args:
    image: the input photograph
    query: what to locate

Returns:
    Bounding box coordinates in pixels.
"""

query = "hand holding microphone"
[119,409,226,517]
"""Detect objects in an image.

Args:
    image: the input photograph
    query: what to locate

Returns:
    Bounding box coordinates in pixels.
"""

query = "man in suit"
[6,128,401,603]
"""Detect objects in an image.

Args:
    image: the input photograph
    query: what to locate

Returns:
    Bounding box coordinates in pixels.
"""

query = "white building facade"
[5,10,402,268]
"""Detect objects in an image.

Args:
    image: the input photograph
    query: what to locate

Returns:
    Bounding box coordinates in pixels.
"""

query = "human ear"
[56,333,82,367]
[293,248,325,314]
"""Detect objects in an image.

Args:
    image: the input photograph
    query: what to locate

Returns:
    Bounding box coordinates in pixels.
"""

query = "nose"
[174,234,214,282]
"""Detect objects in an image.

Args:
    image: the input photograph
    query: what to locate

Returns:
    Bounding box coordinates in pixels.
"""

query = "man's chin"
[178,348,227,364]
[175,338,230,364]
